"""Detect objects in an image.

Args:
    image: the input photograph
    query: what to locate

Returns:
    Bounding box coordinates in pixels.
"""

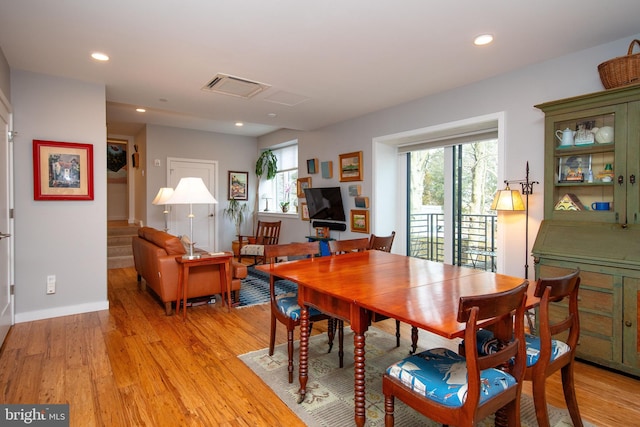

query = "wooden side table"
[175,252,233,319]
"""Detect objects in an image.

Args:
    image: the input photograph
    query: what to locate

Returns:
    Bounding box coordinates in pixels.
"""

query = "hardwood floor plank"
[0,266,637,426]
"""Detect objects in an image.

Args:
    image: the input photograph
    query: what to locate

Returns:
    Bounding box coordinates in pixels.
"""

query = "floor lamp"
[152,187,174,232]
[490,161,538,279]
[166,177,217,260]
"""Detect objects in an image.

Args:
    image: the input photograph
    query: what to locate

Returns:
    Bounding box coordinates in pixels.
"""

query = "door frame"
[166,157,219,252]
[0,89,14,345]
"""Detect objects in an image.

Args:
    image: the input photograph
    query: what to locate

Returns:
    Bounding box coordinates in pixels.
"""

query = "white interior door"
[0,94,13,345]
[167,158,218,252]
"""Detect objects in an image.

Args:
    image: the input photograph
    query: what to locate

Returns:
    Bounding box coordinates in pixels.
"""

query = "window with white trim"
[260,143,298,213]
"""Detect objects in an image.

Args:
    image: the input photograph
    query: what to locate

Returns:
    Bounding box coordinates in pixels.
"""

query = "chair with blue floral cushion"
[382,281,528,427]
[472,269,582,427]
[264,241,344,383]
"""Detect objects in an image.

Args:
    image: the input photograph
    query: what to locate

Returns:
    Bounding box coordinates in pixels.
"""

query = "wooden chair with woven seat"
[368,231,396,252]
[474,269,583,427]
[263,241,344,383]
[238,220,281,265]
[383,281,529,427]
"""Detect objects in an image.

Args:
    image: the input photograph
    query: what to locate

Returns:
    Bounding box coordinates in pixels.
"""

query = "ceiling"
[1,1,639,138]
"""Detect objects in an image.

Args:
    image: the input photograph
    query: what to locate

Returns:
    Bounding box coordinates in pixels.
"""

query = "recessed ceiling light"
[91,52,110,61]
[136,108,146,113]
[473,34,494,46]
[235,122,244,127]
[267,113,277,118]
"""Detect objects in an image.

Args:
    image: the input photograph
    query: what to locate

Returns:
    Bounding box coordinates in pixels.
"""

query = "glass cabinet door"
[545,103,627,223]
[624,101,640,225]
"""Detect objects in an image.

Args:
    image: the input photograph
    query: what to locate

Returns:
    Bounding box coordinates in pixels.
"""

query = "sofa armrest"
[231,261,248,279]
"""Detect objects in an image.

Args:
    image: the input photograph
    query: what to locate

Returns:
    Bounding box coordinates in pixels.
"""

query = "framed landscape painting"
[339,151,363,182]
[228,171,249,200]
[33,139,94,201]
[350,209,369,233]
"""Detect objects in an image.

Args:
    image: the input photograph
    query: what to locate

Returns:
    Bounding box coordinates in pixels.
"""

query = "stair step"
[108,235,135,246]
[108,225,139,237]
[108,255,135,269]
[108,245,133,257]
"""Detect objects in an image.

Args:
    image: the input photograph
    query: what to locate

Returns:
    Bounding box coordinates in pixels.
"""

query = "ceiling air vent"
[201,73,270,99]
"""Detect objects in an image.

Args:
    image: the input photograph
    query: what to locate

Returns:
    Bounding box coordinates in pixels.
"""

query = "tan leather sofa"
[132,226,247,315]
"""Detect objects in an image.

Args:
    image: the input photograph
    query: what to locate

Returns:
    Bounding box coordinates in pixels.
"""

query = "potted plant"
[280,201,290,212]
[253,149,278,229]
[223,198,248,256]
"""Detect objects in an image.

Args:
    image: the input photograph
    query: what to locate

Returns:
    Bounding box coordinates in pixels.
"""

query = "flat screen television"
[303,187,346,222]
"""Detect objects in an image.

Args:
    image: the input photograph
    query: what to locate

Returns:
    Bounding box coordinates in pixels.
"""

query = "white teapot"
[555,128,575,146]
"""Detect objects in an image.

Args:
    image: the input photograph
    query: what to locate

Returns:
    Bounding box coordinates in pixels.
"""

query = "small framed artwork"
[297,177,312,197]
[315,226,330,238]
[350,209,369,234]
[300,202,310,221]
[321,161,333,179]
[558,155,590,183]
[354,196,369,208]
[228,171,249,200]
[348,184,361,196]
[307,158,319,174]
[33,139,94,201]
[339,151,363,182]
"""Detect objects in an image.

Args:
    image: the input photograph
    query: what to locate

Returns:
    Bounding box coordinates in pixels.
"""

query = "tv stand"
[305,236,335,256]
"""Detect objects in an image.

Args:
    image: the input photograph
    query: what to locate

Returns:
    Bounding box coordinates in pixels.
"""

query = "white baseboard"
[14,300,110,323]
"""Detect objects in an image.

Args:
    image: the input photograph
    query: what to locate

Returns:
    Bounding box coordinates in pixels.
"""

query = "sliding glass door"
[407,139,498,270]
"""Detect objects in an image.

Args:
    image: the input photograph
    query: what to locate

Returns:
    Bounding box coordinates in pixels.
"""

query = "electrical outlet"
[47,275,56,294]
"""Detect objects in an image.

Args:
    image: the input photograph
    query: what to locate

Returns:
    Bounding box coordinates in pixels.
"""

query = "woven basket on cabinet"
[598,39,640,89]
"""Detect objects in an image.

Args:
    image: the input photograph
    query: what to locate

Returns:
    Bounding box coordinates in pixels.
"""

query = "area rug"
[239,328,597,427]
[238,267,297,308]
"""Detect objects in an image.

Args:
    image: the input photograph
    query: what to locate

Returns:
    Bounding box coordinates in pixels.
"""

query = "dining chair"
[474,269,583,427]
[383,281,528,427]
[263,242,344,383]
[238,220,281,265]
[368,231,396,252]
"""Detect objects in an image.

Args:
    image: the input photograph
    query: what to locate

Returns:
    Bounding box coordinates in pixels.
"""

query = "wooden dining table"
[257,250,535,427]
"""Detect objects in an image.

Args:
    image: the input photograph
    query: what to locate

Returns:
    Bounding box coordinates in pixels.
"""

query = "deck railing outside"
[408,213,497,272]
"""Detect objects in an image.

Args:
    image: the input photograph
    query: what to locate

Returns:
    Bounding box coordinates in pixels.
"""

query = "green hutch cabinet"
[533,85,640,376]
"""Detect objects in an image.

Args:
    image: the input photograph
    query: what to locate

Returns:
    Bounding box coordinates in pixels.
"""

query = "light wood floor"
[0,267,638,426]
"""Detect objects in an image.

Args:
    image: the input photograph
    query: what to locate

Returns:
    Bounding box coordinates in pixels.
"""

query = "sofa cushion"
[141,227,186,255]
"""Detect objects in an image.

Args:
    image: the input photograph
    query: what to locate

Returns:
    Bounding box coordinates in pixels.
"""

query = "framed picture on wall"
[300,202,310,221]
[228,171,249,200]
[307,158,319,174]
[350,209,369,233]
[339,151,363,182]
[33,139,94,201]
[297,177,312,197]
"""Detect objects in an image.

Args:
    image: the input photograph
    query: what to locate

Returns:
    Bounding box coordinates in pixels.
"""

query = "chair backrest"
[263,241,320,265]
[535,269,581,354]
[457,281,528,411]
[328,238,370,255]
[255,220,281,245]
[368,231,395,252]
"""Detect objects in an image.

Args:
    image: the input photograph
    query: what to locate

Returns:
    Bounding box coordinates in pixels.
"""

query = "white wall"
[12,70,108,322]
[259,33,640,279]
[144,125,258,250]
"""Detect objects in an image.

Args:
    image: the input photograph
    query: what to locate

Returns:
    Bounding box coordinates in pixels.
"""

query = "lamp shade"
[152,187,174,205]
[491,187,525,211]
[166,177,217,205]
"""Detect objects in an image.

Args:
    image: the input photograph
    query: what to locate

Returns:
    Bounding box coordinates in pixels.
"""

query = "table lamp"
[166,177,217,260]
[152,187,174,232]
